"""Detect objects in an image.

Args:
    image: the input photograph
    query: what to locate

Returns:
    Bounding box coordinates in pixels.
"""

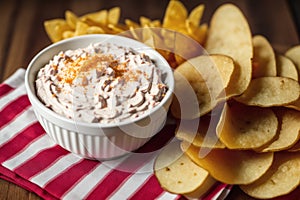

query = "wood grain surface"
[0,0,299,199]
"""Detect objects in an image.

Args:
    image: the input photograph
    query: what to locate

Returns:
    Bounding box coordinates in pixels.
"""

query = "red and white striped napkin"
[0,69,231,200]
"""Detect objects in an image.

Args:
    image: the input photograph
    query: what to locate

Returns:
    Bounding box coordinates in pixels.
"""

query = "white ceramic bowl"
[25,34,174,160]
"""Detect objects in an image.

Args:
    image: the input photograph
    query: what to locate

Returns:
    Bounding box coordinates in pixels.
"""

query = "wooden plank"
[0,179,9,200]
[7,182,31,200]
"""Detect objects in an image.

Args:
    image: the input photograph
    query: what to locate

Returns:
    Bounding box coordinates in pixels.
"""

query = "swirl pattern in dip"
[35,43,168,123]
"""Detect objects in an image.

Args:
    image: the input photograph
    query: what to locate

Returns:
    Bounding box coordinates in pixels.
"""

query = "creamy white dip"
[36,43,168,123]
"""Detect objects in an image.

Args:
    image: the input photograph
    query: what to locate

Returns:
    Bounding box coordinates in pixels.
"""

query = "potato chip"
[163,0,187,30]
[173,31,205,64]
[174,54,186,67]
[205,4,253,97]
[176,115,225,149]
[171,55,234,118]
[186,22,207,44]
[141,26,155,47]
[108,7,120,25]
[285,98,300,111]
[62,30,74,39]
[139,16,152,27]
[170,65,206,119]
[124,19,140,28]
[203,55,234,94]
[288,139,300,152]
[261,108,300,152]
[127,27,143,41]
[240,152,300,199]
[44,19,72,42]
[160,29,176,51]
[285,45,300,78]
[154,141,216,198]
[235,77,300,107]
[276,54,298,81]
[156,49,177,69]
[188,4,205,27]
[217,102,278,149]
[65,10,79,30]
[189,54,235,99]
[182,142,274,185]
[86,26,105,34]
[80,10,108,25]
[187,24,208,45]
[107,24,127,33]
[74,21,89,36]
[252,35,277,78]
[149,20,161,27]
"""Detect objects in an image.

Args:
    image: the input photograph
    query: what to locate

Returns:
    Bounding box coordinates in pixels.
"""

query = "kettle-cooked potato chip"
[235,77,300,107]
[182,142,274,185]
[217,102,278,149]
[205,4,253,97]
[252,35,277,78]
[240,152,300,199]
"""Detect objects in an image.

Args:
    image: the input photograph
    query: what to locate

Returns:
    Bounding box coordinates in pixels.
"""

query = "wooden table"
[0,0,299,199]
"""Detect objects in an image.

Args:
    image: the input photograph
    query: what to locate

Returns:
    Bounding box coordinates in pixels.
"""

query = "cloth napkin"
[0,69,231,200]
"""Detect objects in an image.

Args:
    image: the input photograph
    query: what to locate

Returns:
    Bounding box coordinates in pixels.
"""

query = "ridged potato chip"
[240,152,300,199]
[261,108,300,152]
[205,4,253,97]
[217,102,278,149]
[276,54,298,81]
[154,141,216,198]
[182,142,274,185]
[252,35,276,78]
[235,77,300,107]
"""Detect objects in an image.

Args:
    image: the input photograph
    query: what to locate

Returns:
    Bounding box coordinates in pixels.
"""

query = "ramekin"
[25,34,174,160]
